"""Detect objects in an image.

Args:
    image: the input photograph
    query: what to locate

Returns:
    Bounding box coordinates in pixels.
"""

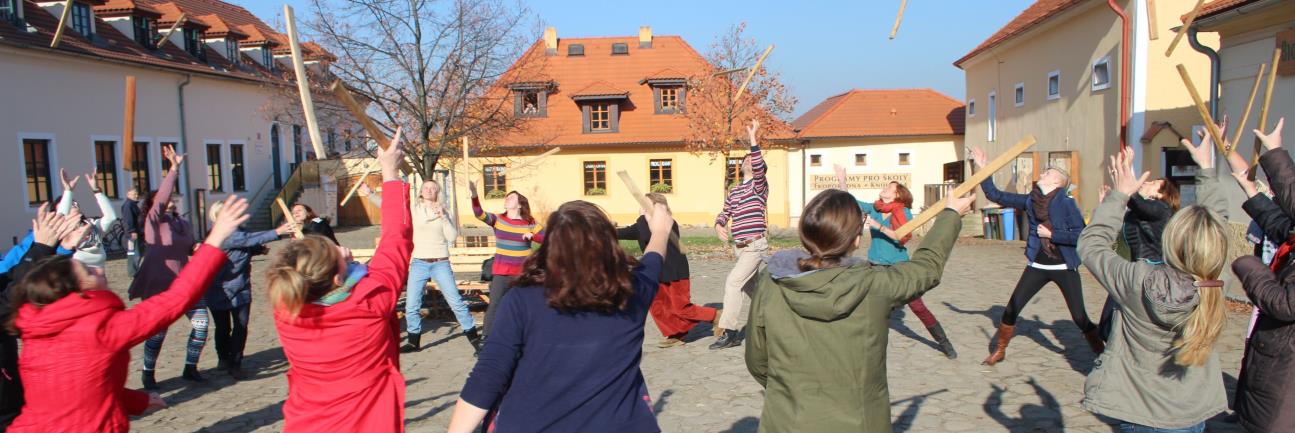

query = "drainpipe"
[800,138,808,223]
[1187,27,1221,118]
[1107,0,1130,149]
[177,74,192,225]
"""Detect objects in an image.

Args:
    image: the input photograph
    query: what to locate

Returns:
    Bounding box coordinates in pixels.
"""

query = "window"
[133,16,154,47]
[22,139,52,206]
[1014,83,1025,107]
[568,44,584,56]
[855,153,867,166]
[206,143,223,192]
[649,159,673,192]
[967,99,975,117]
[611,42,629,55]
[898,152,912,166]
[183,28,205,61]
[583,161,606,195]
[988,91,997,142]
[225,39,239,64]
[1047,70,1061,100]
[725,157,745,187]
[292,124,304,170]
[327,128,336,153]
[655,86,683,114]
[131,141,150,193]
[230,144,245,191]
[515,90,546,117]
[1092,56,1112,91]
[483,164,506,196]
[262,48,273,70]
[93,140,119,198]
[0,0,17,22]
[70,2,91,37]
[809,154,822,167]
[590,104,610,131]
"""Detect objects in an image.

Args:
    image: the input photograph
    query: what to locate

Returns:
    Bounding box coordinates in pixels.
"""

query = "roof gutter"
[1108,0,1130,149]
[1186,26,1220,118]
[1192,0,1284,29]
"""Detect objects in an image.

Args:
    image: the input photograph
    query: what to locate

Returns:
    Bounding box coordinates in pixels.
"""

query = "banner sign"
[810,173,911,190]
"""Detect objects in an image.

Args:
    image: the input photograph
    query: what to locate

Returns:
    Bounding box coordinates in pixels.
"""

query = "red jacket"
[8,246,226,433]
[275,180,412,433]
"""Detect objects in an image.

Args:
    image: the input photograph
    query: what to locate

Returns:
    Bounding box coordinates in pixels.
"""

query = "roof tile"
[792,89,966,139]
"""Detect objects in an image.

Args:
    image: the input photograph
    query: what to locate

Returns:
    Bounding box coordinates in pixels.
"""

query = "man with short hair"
[120,188,142,277]
[711,120,769,350]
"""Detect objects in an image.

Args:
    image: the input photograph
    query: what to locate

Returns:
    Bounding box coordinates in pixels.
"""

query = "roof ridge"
[799,90,856,135]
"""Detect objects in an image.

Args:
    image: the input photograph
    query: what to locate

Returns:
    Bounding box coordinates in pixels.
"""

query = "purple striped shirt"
[715,144,768,241]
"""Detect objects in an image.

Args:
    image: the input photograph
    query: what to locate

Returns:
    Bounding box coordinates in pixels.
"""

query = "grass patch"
[618,235,801,254]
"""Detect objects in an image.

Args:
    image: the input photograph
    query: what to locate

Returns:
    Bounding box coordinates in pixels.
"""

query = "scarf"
[313,262,369,306]
[1030,184,1061,256]
[873,200,912,245]
[1270,233,1295,273]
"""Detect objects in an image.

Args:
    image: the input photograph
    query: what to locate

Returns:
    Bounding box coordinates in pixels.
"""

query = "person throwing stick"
[711,119,769,350]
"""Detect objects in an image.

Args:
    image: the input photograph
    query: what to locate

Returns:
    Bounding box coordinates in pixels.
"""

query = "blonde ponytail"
[267,236,341,316]
[1161,205,1228,367]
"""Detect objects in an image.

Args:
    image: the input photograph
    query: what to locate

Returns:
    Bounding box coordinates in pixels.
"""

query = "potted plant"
[585,187,606,196]
[485,189,508,199]
[650,183,673,194]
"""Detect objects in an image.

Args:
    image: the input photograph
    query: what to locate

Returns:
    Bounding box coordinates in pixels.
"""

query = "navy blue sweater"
[460,253,663,433]
[980,178,1085,269]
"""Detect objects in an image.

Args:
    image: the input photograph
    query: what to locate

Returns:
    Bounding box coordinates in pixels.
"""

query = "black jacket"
[301,217,338,245]
[616,216,688,283]
[120,199,141,237]
[0,241,59,428]
[1120,194,1172,262]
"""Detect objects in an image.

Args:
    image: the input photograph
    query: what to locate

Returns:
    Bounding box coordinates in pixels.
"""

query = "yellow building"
[788,89,966,224]
[957,0,1217,213]
[449,27,792,228]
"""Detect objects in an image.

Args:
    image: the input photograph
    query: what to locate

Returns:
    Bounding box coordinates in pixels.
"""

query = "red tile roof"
[191,13,246,39]
[570,81,629,99]
[493,34,717,148]
[95,0,162,18]
[954,0,1087,68]
[792,89,966,139]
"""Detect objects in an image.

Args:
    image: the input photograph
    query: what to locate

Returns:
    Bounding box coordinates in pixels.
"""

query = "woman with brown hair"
[446,200,675,433]
[467,183,544,338]
[745,188,975,433]
[290,203,338,245]
[267,131,412,433]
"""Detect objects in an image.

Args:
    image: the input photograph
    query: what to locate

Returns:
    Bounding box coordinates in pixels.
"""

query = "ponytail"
[267,265,309,316]
[1174,284,1225,366]
[797,190,863,272]
[797,254,843,272]
[1162,205,1229,367]
[266,235,340,317]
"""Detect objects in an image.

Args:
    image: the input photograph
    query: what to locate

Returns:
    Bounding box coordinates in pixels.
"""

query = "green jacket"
[745,209,961,433]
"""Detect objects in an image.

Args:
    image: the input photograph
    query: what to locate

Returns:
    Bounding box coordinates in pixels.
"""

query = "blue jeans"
[1118,422,1205,433]
[406,258,474,334]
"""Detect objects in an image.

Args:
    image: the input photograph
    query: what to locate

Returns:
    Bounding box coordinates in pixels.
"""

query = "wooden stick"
[733,45,774,104]
[284,5,328,161]
[1176,64,1228,156]
[616,170,685,254]
[1147,0,1160,40]
[1230,63,1267,150]
[1251,47,1282,180]
[1166,0,1205,57]
[328,81,413,174]
[508,147,561,172]
[894,135,1037,239]
[156,13,187,49]
[275,198,304,239]
[339,168,376,207]
[121,76,137,175]
[889,0,909,40]
[49,0,74,48]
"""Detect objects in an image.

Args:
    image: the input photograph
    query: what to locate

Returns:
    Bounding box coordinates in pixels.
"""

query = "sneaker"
[657,337,686,348]
[709,329,743,350]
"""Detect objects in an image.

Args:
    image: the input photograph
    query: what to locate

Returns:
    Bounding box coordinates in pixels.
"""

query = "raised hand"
[833,164,848,190]
[747,119,761,143]
[377,127,404,182]
[357,182,373,197]
[59,168,81,192]
[205,195,250,248]
[468,180,479,198]
[1226,151,1260,197]
[969,147,988,169]
[945,191,976,216]
[84,168,99,193]
[1180,132,1215,170]
[162,144,185,166]
[1099,185,1111,203]
[1112,146,1150,197]
[275,221,295,236]
[31,203,63,246]
[647,202,674,235]
[1256,117,1285,152]
[57,208,87,251]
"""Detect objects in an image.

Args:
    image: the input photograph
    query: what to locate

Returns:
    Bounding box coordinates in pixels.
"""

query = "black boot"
[141,370,158,390]
[181,364,205,382]
[400,333,422,353]
[926,324,958,360]
[709,329,743,350]
[464,328,484,356]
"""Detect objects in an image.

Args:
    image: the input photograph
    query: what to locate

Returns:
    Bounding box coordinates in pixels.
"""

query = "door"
[271,124,283,188]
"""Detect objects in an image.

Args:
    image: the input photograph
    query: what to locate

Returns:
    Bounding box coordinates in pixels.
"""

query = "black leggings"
[483,275,516,338]
[210,304,252,367]
[1000,267,1096,332]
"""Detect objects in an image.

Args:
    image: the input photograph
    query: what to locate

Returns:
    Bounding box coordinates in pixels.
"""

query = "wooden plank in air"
[894,135,1037,239]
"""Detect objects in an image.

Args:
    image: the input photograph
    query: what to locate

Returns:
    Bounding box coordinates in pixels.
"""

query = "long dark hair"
[7,256,87,334]
[508,191,535,224]
[137,189,159,229]
[1158,178,1181,212]
[513,201,636,313]
[798,189,864,272]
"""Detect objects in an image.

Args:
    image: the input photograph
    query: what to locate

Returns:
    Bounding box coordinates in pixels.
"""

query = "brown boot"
[982,324,1015,366]
[1083,329,1105,355]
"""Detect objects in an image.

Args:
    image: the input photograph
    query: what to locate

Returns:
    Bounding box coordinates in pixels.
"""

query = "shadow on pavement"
[945,302,1096,374]
[719,416,759,433]
[891,389,947,433]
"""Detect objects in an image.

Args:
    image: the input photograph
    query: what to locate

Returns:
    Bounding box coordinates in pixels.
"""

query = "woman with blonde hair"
[1077,145,1229,433]
[268,131,412,433]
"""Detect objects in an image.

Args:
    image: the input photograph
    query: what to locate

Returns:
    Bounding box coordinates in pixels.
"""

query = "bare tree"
[684,23,797,158]
[304,0,545,179]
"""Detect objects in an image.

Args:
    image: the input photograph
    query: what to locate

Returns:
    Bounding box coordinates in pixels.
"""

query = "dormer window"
[581,102,619,133]
[510,83,550,118]
[69,2,92,37]
[262,48,274,71]
[183,27,205,61]
[225,38,240,64]
[567,44,584,56]
[132,16,155,47]
[653,85,685,114]
[611,43,628,55]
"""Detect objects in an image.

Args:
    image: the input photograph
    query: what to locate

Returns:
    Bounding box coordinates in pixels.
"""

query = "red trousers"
[650,279,718,338]
[907,298,939,328]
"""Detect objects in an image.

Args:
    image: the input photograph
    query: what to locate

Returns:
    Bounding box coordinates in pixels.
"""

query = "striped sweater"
[715,144,769,241]
[472,197,545,276]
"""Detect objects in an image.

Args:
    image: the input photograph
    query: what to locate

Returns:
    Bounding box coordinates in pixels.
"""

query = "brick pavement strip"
[113,228,1249,433]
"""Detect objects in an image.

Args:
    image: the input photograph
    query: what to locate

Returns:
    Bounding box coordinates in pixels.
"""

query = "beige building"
[788,89,966,224]
[956,0,1218,214]
[0,0,355,245]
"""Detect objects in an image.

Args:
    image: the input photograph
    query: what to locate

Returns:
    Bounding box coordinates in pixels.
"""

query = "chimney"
[639,26,652,49]
[544,27,557,56]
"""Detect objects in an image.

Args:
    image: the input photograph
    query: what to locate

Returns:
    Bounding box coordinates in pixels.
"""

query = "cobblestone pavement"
[113,228,1250,432]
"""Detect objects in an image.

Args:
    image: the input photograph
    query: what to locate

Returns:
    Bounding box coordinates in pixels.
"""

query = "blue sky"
[234,0,1035,118]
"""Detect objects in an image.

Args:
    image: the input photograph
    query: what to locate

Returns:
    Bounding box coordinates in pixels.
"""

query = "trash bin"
[1001,208,1017,241]
[982,208,1006,240]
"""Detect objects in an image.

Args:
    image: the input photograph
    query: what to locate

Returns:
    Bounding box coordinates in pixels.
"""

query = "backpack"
[480,258,494,282]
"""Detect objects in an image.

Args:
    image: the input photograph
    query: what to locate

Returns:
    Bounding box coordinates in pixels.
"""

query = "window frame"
[129,139,153,193]
[582,160,607,195]
[809,154,822,167]
[18,133,56,207]
[132,16,154,47]
[183,27,205,61]
[854,153,868,166]
[514,89,547,118]
[225,38,239,64]
[1047,70,1062,101]
[653,85,684,114]
[229,142,246,192]
[262,47,273,70]
[567,43,585,56]
[91,137,121,199]
[967,99,975,117]
[1014,82,1025,107]
[725,157,745,188]
[205,142,224,192]
[987,90,997,142]
[0,0,18,22]
[648,158,673,191]
[482,164,507,195]
[69,2,92,37]
[897,150,913,167]
[611,42,629,55]
[1092,56,1112,91]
